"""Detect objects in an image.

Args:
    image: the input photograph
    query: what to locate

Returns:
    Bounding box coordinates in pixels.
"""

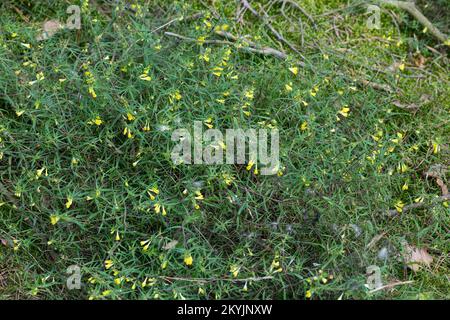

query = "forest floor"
[0,0,449,299]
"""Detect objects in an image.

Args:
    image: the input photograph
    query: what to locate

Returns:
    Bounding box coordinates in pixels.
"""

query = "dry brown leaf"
[36,20,64,41]
[424,164,449,195]
[386,61,402,72]
[163,240,178,250]
[412,54,427,68]
[402,242,433,272]
[392,100,420,112]
[392,94,432,113]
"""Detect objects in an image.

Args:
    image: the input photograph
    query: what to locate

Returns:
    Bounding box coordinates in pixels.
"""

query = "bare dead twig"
[239,0,306,61]
[214,30,290,61]
[359,79,394,93]
[159,275,274,284]
[164,31,290,61]
[369,280,414,293]
[387,194,450,217]
[376,0,449,45]
[276,0,316,28]
[151,13,204,33]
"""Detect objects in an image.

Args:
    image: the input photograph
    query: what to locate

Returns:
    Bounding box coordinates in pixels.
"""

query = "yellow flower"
[338,106,350,118]
[230,265,240,278]
[88,116,103,126]
[289,67,298,75]
[305,290,312,298]
[195,191,204,200]
[432,141,440,154]
[140,239,151,251]
[50,214,60,225]
[36,72,45,81]
[197,36,206,45]
[271,260,280,270]
[13,240,20,251]
[198,287,205,295]
[414,196,424,203]
[246,160,255,171]
[104,259,114,269]
[204,117,213,129]
[215,24,229,32]
[402,183,408,191]
[309,86,319,97]
[139,74,152,81]
[173,90,182,101]
[184,254,193,266]
[212,66,223,77]
[36,167,46,179]
[102,290,111,296]
[398,63,405,71]
[123,127,132,139]
[285,82,293,92]
[394,200,405,213]
[126,112,136,121]
[300,121,308,131]
[115,231,120,241]
[148,186,160,200]
[222,173,234,186]
[323,54,329,60]
[244,90,254,100]
[391,132,404,144]
[65,197,73,209]
[398,163,408,173]
[88,86,97,98]
[199,51,210,62]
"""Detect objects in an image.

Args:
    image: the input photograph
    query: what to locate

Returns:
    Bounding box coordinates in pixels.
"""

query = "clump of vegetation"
[0,0,448,300]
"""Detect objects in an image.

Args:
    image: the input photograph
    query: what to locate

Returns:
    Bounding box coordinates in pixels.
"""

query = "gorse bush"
[0,0,448,299]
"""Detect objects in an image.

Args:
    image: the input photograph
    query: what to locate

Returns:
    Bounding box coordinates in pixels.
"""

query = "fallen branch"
[387,194,450,217]
[376,0,449,45]
[158,275,274,284]
[275,0,316,27]
[240,0,306,60]
[359,79,394,93]
[151,13,204,33]
[164,31,232,45]
[214,30,290,60]
[164,31,288,60]
[369,280,414,293]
